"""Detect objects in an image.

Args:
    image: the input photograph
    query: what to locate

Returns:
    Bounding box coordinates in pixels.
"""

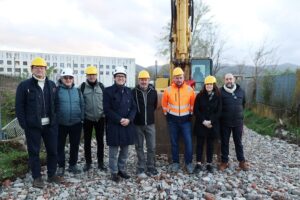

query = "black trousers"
[220,125,245,163]
[196,136,214,163]
[83,118,105,165]
[57,123,82,167]
[24,125,58,179]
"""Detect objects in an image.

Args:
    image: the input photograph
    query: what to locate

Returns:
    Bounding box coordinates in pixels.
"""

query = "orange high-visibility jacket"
[161,82,195,117]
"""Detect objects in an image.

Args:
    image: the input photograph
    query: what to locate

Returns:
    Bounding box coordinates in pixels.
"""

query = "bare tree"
[250,40,279,101]
[157,0,227,76]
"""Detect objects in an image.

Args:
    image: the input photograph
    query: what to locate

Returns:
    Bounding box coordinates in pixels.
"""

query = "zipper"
[68,89,72,123]
[178,87,180,116]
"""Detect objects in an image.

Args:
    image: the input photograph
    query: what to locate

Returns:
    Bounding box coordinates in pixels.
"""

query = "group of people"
[15,57,249,188]
[162,67,249,175]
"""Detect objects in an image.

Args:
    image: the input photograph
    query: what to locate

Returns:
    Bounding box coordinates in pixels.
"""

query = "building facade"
[0,50,136,87]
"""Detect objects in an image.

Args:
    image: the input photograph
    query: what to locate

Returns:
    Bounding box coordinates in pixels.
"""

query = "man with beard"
[219,73,249,171]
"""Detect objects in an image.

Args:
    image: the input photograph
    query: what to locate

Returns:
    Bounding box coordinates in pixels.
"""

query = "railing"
[0,118,24,140]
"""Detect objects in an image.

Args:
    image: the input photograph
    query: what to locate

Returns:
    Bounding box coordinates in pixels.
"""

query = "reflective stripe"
[168,111,190,116]
[168,103,190,109]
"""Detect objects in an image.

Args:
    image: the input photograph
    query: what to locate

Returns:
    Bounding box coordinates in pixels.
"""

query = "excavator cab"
[191,58,213,91]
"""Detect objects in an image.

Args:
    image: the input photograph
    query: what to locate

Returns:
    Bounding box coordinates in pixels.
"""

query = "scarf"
[33,75,46,91]
[223,84,236,94]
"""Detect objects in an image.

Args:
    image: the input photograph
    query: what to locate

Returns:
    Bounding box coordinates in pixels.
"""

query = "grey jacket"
[81,81,104,121]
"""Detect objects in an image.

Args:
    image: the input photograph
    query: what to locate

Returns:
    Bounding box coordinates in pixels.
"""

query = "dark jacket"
[194,90,222,138]
[103,84,137,146]
[220,84,245,127]
[56,81,84,126]
[132,84,157,125]
[16,77,57,129]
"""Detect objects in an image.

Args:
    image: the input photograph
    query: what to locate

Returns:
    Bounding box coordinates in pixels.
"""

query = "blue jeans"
[24,125,58,179]
[167,119,193,164]
[109,145,129,174]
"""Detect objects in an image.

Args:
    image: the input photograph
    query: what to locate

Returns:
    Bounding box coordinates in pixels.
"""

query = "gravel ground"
[0,126,299,200]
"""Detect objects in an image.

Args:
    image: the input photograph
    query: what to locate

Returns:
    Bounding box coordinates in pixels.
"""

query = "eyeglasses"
[63,76,73,80]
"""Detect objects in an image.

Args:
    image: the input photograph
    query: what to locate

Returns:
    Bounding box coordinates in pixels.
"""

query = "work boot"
[111,173,120,183]
[33,177,44,189]
[83,164,91,172]
[48,175,64,184]
[218,162,229,171]
[239,161,250,171]
[118,171,130,179]
[68,165,82,174]
[98,163,108,172]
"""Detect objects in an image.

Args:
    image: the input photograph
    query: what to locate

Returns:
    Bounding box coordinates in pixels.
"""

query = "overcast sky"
[0,0,299,67]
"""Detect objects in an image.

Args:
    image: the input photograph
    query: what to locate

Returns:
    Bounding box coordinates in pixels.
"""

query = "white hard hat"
[113,66,127,76]
[61,68,74,77]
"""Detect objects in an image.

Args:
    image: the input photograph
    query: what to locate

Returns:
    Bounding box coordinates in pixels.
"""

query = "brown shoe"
[239,161,250,171]
[48,175,64,183]
[218,162,229,171]
[33,177,44,188]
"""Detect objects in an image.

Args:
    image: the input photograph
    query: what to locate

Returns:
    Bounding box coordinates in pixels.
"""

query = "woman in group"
[193,75,222,173]
[56,68,84,176]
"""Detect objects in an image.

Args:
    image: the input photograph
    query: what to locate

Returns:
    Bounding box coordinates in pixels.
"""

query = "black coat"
[132,84,157,125]
[193,91,222,138]
[103,84,137,146]
[15,77,57,129]
[220,84,245,127]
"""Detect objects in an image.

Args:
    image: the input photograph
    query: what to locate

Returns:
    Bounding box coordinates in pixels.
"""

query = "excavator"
[155,0,214,156]
[155,0,212,92]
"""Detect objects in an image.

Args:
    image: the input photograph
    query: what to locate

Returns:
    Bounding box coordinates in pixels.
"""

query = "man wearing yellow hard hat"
[15,57,63,188]
[80,66,106,172]
[161,67,195,174]
[132,70,158,178]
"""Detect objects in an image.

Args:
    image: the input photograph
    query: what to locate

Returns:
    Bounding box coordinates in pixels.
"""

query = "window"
[73,63,78,68]
[67,63,71,67]
[74,70,78,74]
[94,64,97,67]
[15,68,21,72]
[112,65,116,69]
[0,68,4,72]
[124,65,128,69]
[100,71,103,75]
[81,70,84,74]
[6,53,12,59]
[106,65,110,69]
[99,64,103,69]
[53,62,57,67]
[47,62,50,67]
[106,71,109,75]
[0,60,3,65]
[60,63,64,67]
[15,61,20,66]
[23,69,28,73]
[7,68,12,72]
[7,60,12,65]
[23,61,27,65]
[80,64,85,68]
[87,64,91,67]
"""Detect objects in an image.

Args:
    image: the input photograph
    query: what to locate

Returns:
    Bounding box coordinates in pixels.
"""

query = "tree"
[250,40,279,101]
[157,0,227,75]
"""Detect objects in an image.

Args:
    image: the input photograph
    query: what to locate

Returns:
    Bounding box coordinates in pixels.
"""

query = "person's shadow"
[193,68,204,82]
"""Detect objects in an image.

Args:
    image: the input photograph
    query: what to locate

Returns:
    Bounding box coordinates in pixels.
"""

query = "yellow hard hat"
[138,70,150,79]
[31,57,47,67]
[204,75,217,84]
[85,66,98,75]
[173,67,184,76]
